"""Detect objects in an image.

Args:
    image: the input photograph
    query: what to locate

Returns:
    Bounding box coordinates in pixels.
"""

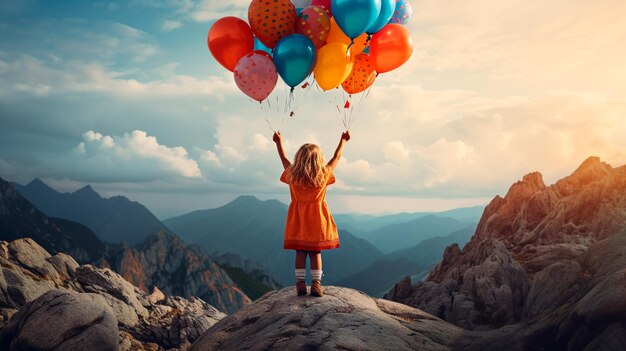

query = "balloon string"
[265,118,275,133]
[346,39,354,55]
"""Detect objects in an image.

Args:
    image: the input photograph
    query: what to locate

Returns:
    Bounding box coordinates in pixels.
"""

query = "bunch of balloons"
[208,0,414,102]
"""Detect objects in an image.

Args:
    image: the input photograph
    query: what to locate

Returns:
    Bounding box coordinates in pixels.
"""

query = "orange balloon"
[326,18,368,56]
[342,53,376,94]
[208,17,254,72]
[369,24,413,74]
[314,42,354,90]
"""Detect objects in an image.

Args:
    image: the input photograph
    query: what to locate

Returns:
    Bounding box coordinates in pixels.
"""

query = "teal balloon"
[366,0,395,34]
[254,37,272,56]
[273,34,317,88]
[331,0,381,39]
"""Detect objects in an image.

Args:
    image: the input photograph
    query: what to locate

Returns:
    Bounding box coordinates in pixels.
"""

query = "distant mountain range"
[337,225,476,296]
[14,178,167,244]
[334,206,483,233]
[164,196,385,286]
[352,215,474,254]
[0,176,104,262]
[1,177,278,313]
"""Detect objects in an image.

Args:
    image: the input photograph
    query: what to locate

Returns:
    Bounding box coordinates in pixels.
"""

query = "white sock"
[295,269,306,281]
[311,269,323,282]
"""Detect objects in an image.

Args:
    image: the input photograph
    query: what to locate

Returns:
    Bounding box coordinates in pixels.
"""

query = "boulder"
[191,286,470,351]
[0,290,118,351]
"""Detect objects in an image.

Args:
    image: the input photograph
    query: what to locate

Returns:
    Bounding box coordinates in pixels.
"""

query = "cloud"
[0,55,237,97]
[73,130,201,181]
[161,20,182,31]
[188,0,250,22]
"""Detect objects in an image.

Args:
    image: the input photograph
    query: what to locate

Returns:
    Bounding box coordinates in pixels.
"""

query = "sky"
[1,0,626,219]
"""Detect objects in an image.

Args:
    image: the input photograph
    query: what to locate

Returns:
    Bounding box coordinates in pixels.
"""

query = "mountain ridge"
[385,156,626,334]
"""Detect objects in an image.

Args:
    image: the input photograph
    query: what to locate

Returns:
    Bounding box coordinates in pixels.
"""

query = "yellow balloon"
[314,42,354,91]
[326,18,368,56]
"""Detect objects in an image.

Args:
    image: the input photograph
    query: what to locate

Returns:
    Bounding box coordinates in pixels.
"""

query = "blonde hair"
[288,144,329,188]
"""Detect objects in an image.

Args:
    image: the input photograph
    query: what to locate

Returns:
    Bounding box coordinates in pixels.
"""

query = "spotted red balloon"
[295,5,331,49]
[342,53,376,94]
[234,51,279,102]
[248,0,297,49]
[311,0,332,16]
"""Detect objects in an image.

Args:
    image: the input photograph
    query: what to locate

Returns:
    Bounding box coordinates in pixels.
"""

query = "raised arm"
[273,131,291,170]
[327,131,350,170]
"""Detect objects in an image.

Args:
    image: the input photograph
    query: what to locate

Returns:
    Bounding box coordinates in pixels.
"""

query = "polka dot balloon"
[295,5,331,49]
[388,0,413,25]
[248,0,298,49]
[234,51,279,102]
[342,53,376,94]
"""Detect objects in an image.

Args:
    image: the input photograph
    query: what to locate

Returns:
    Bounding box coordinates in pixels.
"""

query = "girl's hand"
[273,131,282,144]
[341,131,351,142]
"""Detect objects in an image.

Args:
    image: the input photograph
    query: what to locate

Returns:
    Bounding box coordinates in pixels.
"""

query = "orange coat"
[280,167,340,251]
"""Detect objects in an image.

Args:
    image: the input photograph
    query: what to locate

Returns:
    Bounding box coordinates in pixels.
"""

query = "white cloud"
[161,20,182,31]
[75,130,201,180]
[188,0,249,22]
[0,55,237,97]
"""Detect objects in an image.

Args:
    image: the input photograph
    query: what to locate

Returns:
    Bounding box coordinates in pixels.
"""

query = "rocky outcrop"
[105,231,251,314]
[386,157,626,332]
[0,238,226,351]
[190,286,476,351]
[190,284,626,351]
[0,290,119,351]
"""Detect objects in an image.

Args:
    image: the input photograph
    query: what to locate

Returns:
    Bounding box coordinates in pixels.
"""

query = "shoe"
[296,280,307,296]
[310,280,323,297]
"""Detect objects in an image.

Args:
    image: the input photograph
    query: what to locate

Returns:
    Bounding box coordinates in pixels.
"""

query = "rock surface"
[0,290,119,351]
[0,238,226,351]
[190,286,476,351]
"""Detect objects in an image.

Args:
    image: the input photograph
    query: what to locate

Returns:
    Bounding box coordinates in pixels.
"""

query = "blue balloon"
[366,0,395,34]
[273,34,317,88]
[331,0,382,39]
[254,37,273,57]
[388,0,413,25]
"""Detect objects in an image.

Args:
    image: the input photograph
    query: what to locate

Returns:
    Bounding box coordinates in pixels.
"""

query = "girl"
[273,131,350,297]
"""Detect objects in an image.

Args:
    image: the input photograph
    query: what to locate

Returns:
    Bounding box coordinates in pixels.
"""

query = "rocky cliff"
[104,231,251,314]
[385,157,626,340]
[0,238,226,351]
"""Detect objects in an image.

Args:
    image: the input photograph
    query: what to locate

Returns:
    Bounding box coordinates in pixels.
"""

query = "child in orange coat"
[273,131,350,297]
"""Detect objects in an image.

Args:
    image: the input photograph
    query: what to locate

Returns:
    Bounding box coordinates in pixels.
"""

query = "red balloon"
[248,0,297,49]
[296,6,331,49]
[342,53,376,94]
[207,17,254,72]
[234,51,278,102]
[369,24,413,74]
[311,0,332,16]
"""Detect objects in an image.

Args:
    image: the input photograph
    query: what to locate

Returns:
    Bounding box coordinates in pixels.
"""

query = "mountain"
[3,176,252,313]
[0,176,105,262]
[360,215,473,254]
[385,157,626,338]
[334,205,483,233]
[0,238,225,351]
[14,178,166,244]
[336,225,475,296]
[103,231,250,314]
[164,196,384,286]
